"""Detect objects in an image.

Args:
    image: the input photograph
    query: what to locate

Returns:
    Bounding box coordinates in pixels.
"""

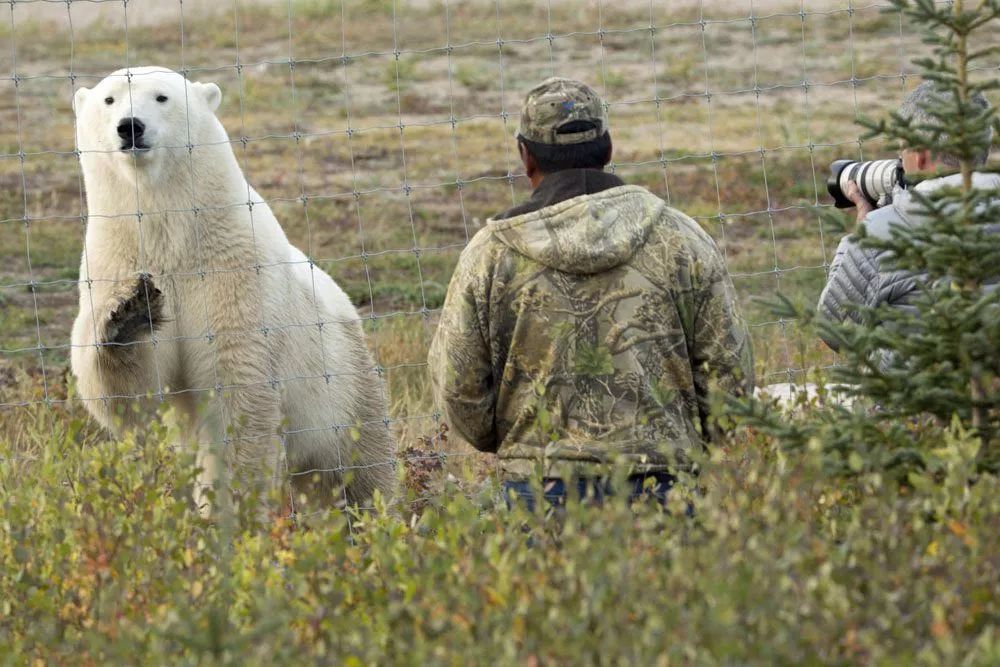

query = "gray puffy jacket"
[817,172,1000,351]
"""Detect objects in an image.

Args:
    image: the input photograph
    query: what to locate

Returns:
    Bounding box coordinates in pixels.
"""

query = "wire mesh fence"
[0,0,996,513]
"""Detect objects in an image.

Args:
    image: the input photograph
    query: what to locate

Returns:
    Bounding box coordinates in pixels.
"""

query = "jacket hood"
[896,171,1000,223]
[866,171,1000,239]
[487,185,664,274]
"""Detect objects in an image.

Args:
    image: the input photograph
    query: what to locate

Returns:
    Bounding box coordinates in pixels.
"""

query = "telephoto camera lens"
[827,158,904,209]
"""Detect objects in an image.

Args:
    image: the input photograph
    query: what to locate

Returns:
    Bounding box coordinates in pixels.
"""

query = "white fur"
[754,382,855,412]
[70,67,395,511]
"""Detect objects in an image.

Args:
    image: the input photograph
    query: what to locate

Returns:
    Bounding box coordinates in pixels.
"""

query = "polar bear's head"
[73,66,222,180]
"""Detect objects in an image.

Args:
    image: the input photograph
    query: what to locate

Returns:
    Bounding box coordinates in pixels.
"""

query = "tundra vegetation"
[1,1,998,663]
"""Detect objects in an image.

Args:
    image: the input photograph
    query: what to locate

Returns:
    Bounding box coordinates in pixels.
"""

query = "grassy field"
[6,0,994,454]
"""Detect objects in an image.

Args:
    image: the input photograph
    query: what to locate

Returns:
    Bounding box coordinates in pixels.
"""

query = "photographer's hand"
[845,181,874,227]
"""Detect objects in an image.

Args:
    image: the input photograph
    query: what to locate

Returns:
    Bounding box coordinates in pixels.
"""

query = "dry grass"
[1,0,996,451]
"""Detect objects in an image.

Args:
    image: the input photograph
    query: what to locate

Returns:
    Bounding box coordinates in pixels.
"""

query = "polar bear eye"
[156,94,168,103]
[104,96,114,105]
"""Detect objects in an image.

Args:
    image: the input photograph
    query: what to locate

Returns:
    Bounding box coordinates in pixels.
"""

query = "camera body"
[827,158,905,209]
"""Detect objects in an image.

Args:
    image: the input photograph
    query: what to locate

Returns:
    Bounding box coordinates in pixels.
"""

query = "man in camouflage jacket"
[428,78,754,494]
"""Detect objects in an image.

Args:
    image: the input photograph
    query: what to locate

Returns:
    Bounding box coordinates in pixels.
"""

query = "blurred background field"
[0,0,997,452]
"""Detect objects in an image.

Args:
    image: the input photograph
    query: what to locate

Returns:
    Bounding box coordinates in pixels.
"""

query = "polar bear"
[70,66,395,512]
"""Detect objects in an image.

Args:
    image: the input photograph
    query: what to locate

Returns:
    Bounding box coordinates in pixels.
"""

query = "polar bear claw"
[102,273,165,347]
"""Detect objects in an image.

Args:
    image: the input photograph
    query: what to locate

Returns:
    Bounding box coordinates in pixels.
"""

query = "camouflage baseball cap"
[516,77,608,146]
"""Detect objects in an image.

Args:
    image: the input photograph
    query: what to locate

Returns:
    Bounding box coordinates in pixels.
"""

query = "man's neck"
[492,169,625,222]
[531,167,609,190]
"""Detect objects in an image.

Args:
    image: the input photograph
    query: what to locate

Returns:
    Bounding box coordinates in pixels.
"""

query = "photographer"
[817,81,997,353]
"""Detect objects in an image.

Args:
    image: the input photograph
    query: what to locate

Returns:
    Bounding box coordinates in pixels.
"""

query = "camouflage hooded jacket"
[429,172,754,478]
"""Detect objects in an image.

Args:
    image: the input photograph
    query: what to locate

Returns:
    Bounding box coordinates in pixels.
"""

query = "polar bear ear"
[73,87,90,114]
[194,82,222,112]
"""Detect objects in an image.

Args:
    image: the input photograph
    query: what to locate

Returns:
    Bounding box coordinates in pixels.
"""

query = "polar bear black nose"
[117,117,145,142]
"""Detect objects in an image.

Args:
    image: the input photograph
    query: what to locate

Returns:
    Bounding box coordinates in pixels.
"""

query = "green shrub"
[2,413,998,664]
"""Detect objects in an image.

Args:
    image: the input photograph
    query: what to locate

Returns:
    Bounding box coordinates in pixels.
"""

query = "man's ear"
[73,87,90,114]
[194,82,222,111]
[916,148,932,171]
[519,141,538,179]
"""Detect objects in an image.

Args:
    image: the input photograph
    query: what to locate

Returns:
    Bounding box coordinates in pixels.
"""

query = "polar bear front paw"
[102,273,165,348]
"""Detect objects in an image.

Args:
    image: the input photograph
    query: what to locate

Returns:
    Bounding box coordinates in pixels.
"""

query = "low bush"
[2,414,997,665]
